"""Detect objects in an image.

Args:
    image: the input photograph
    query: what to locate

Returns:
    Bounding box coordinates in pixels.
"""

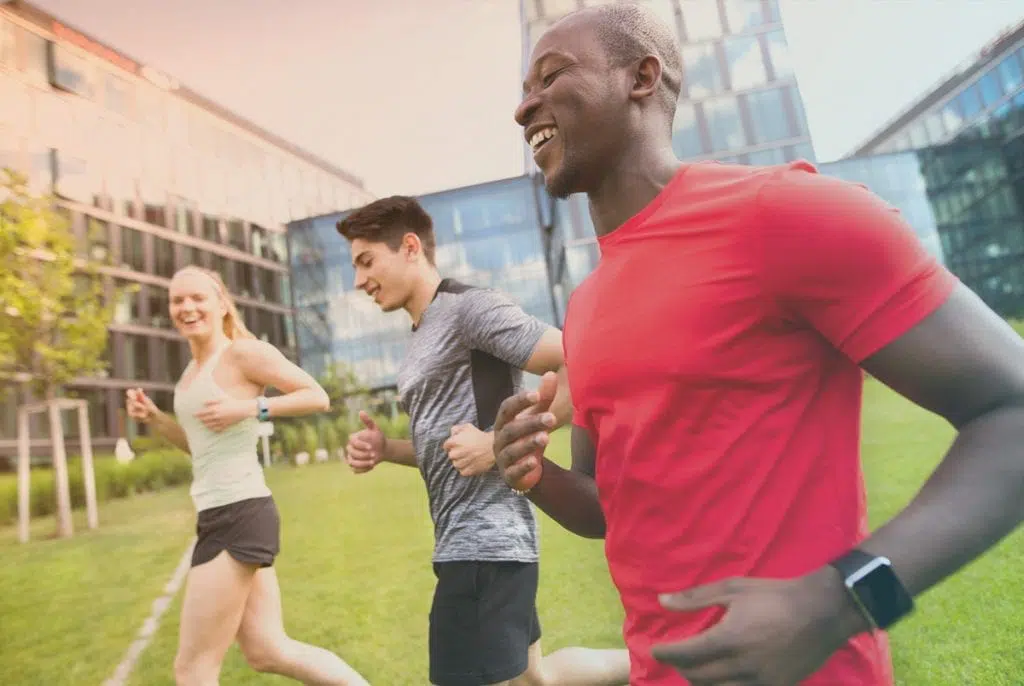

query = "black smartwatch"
[829,549,914,630]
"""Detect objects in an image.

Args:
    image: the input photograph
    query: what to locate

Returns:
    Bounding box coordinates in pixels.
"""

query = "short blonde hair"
[173,266,256,341]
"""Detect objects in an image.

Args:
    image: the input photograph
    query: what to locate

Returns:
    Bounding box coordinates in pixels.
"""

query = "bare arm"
[150,411,191,454]
[522,327,572,428]
[838,285,1024,612]
[232,339,329,418]
[382,438,417,467]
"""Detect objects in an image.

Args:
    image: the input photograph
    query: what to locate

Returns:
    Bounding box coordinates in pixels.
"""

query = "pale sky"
[30,0,1024,197]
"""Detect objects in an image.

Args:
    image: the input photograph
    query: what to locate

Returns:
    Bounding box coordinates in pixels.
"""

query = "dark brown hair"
[336,195,436,265]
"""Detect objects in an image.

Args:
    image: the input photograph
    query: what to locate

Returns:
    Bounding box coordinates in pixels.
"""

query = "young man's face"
[350,236,418,313]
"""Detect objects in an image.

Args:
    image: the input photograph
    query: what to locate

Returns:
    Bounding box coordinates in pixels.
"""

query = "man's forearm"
[527,457,606,538]
[856,406,1024,601]
[383,438,418,467]
[548,366,573,428]
[152,412,191,454]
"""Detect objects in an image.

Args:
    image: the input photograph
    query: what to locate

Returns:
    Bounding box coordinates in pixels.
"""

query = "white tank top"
[174,342,271,512]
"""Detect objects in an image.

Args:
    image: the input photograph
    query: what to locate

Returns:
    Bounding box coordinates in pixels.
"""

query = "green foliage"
[0,448,192,526]
[299,423,319,456]
[0,169,120,394]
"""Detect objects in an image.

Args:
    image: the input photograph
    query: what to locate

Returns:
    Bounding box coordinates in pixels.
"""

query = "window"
[167,341,188,382]
[683,44,723,97]
[746,88,790,144]
[672,101,704,158]
[764,29,793,80]
[122,334,150,380]
[785,142,815,163]
[52,149,98,204]
[941,99,964,133]
[680,0,722,41]
[175,199,196,235]
[153,236,176,278]
[977,72,1002,109]
[724,36,766,91]
[83,217,111,263]
[923,111,946,145]
[703,96,745,152]
[788,87,810,137]
[149,287,170,328]
[120,226,147,272]
[236,262,254,297]
[997,54,1023,95]
[65,387,110,439]
[114,280,143,325]
[723,0,763,32]
[957,84,983,120]
[747,147,786,166]
[765,0,782,23]
[227,220,246,251]
[203,215,220,242]
[49,44,97,99]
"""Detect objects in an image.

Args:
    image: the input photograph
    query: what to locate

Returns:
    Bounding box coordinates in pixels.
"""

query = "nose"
[353,270,367,291]
[514,92,541,128]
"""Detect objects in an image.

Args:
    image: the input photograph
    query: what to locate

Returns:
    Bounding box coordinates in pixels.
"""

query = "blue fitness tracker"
[256,396,270,421]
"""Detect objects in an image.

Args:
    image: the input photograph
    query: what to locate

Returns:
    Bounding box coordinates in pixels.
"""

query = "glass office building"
[853,20,1024,155]
[522,0,815,168]
[288,176,558,391]
[0,2,371,458]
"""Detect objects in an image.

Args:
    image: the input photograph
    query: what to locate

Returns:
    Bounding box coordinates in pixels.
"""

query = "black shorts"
[191,496,280,568]
[429,560,542,686]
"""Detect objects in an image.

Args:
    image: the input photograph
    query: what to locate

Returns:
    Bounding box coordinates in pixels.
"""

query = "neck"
[190,331,229,366]
[405,269,442,327]
[587,138,682,238]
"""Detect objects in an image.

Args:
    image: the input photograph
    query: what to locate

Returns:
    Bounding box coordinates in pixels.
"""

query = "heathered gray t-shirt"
[397,278,550,563]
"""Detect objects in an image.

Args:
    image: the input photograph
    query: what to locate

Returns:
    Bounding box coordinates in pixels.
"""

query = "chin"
[542,164,579,200]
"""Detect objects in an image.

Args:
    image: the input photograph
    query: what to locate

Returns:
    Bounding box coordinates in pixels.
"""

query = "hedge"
[0,448,191,527]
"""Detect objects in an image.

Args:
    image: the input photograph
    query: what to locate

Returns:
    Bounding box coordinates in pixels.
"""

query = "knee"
[239,636,291,674]
[174,653,215,686]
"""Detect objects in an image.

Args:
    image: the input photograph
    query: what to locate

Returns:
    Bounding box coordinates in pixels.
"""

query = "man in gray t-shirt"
[338,196,629,686]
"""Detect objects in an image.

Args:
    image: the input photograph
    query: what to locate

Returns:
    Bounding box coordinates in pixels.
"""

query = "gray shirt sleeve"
[458,288,549,369]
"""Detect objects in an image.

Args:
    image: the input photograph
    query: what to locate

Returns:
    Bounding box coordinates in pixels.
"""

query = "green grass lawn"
[2,380,1023,684]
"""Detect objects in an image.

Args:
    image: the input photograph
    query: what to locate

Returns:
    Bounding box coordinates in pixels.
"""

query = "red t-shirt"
[564,161,957,685]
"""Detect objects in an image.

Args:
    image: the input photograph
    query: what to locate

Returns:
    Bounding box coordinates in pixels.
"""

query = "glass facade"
[523,0,816,167]
[861,32,1024,155]
[0,6,370,457]
[288,177,559,390]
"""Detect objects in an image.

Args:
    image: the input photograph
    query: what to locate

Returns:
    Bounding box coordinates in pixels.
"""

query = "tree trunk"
[47,385,73,538]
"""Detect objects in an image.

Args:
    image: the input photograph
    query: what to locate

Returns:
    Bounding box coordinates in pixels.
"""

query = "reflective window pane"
[747,147,786,166]
[997,55,1023,95]
[923,111,946,145]
[764,29,793,80]
[765,0,782,23]
[680,0,722,41]
[683,44,723,98]
[724,35,766,90]
[958,84,983,120]
[746,88,790,144]
[672,101,704,158]
[978,72,1003,108]
[788,87,810,136]
[941,100,964,133]
[703,96,745,152]
[786,142,815,162]
[723,0,763,32]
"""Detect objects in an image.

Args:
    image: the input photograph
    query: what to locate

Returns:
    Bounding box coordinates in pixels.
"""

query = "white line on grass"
[103,537,196,686]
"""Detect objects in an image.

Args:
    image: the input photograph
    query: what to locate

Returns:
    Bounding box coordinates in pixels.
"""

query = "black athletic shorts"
[191,496,280,568]
[429,560,542,686]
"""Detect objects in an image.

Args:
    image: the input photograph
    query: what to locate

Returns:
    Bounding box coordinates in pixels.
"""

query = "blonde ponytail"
[175,266,256,341]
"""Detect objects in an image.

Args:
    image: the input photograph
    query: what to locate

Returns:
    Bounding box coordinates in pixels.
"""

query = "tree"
[0,168,117,538]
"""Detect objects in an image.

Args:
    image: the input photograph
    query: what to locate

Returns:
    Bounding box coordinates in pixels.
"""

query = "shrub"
[0,449,192,527]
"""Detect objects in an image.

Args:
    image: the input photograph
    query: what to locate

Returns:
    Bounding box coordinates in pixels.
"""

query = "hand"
[492,371,559,488]
[443,424,496,477]
[125,388,159,424]
[345,411,386,474]
[650,569,870,685]
[194,397,256,433]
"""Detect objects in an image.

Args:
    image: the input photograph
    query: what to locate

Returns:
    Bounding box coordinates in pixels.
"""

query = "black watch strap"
[829,548,914,631]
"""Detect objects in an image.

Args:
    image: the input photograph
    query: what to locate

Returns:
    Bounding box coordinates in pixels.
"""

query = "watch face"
[856,562,914,629]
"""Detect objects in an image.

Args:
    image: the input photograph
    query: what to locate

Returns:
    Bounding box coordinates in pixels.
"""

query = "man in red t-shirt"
[492,4,1024,686]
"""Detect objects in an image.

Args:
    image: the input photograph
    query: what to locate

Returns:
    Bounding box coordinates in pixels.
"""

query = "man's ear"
[629,55,662,102]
